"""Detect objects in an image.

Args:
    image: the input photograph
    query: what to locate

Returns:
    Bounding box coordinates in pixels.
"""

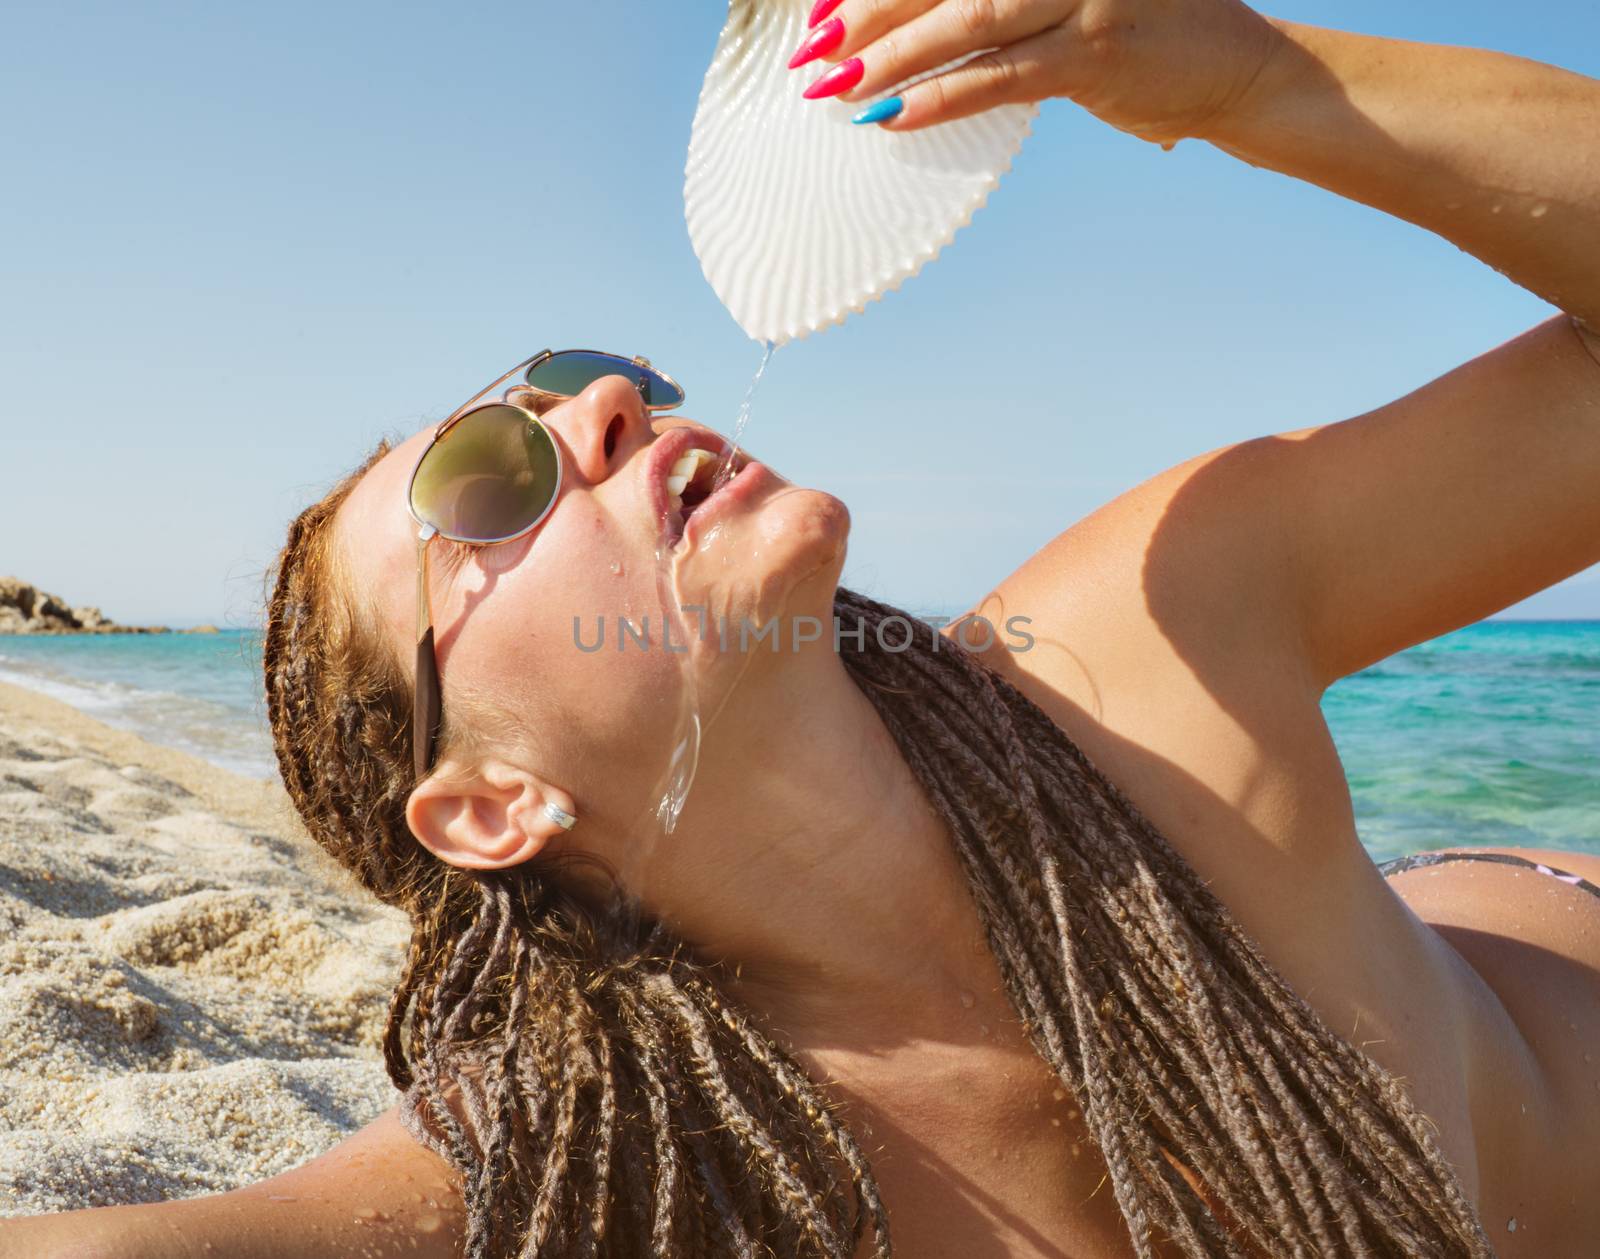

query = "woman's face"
[334,373,850,837]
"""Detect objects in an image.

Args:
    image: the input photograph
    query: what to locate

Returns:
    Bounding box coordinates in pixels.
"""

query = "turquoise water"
[1322,620,1598,861]
[0,621,1593,861]
[0,629,272,780]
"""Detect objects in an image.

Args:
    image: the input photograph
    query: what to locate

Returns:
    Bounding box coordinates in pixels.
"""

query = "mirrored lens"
[526,351,685,410]
[409,406,561,542]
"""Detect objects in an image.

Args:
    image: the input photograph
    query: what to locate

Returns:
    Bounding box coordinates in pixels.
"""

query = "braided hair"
[263,438,1493,1257]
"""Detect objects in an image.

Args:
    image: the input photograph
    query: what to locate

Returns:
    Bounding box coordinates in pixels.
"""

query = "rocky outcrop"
[0,577,173,635]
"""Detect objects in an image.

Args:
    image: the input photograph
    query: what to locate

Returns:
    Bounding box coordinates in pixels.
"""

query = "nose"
[515,374,654,487]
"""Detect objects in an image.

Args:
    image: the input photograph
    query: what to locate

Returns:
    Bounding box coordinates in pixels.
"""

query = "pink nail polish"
[808,0,844,28]
[802,56,864,101]
[787,17,844,70]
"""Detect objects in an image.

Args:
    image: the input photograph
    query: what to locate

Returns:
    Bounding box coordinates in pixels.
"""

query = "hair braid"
[262,441,1494,1257]
[830,587,1492,1257]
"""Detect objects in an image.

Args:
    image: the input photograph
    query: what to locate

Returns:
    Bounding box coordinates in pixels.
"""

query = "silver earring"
[544,802,577,831]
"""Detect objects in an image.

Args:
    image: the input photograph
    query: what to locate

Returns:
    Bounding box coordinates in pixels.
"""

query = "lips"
[676,459,779,554]
[642,428,750,547]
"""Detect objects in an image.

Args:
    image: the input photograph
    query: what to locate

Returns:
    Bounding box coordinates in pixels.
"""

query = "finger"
[869,24,1072,130]
[834,0,1073,104]
[801,0,941,74]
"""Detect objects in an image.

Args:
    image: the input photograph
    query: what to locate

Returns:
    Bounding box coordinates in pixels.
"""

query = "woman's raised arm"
[1197,21,1600,684]
[808,2,1600,685]
[0,1106,466,1259]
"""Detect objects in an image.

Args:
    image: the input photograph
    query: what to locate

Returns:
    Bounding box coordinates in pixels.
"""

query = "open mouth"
[664,447,724,546]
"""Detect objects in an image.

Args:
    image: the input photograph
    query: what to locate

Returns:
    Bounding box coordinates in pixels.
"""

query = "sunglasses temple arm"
[414,526,442,779]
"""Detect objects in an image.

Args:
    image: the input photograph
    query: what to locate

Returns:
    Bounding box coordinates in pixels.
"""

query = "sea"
[0,620,1594,863]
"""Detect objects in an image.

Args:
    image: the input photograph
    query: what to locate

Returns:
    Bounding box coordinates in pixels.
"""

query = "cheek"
[525,508,693,646]
[448,511,698,784]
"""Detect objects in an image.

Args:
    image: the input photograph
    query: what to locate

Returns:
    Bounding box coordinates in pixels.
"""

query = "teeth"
[672,449,715,479]
[665,448,717,501]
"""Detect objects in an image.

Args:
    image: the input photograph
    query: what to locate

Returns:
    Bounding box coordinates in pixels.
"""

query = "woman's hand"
[790,0,1285,145]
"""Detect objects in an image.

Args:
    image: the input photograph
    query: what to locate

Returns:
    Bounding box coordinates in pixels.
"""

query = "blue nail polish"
[851,96,904,126]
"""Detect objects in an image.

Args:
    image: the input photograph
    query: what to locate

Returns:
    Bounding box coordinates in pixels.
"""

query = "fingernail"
[802,56,863,101]
[808,0,844,27]
[788,17,844,70]
[851,95,903,125]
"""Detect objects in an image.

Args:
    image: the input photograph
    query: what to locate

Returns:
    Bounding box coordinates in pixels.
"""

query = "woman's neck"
[624,643,998,1053]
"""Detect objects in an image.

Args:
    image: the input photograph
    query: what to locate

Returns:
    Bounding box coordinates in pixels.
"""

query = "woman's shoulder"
[943,504,1387,966]
[946,520,1600,1243]
[943,521,1492,1203]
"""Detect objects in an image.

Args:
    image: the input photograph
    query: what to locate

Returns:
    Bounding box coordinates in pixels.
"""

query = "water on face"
[640,340,780,844]
[656,340,780,824]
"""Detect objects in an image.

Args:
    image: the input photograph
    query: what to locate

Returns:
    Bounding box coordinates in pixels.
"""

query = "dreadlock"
[262,438,1493,1258]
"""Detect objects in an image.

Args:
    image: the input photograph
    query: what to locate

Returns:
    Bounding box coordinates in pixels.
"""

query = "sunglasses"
[406,349,687,779]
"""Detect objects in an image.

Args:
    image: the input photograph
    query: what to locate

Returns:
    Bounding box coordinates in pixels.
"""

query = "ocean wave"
[0,648,274,782]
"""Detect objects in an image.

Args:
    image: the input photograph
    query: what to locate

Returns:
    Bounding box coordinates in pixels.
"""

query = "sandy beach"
[0,678,408,1217]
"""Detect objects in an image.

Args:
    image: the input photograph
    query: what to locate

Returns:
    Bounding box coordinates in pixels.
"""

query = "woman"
[8,0,1600,1256]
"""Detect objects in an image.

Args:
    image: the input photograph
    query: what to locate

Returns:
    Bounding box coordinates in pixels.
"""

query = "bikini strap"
[1377,850,1600,900]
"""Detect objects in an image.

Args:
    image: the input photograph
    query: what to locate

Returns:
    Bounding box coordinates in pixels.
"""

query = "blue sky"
[2,0,1597,628]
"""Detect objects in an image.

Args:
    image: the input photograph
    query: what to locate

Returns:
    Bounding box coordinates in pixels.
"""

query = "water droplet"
[1052,1088,1066,1102]
[1531,204,1549,218]
[1160,140,1177,153]
[417,1213,444,1235]
[1507,1217,1518,1233]
[609,561,624,576]
[354,1207,379,1222]
[959,990,976,1009]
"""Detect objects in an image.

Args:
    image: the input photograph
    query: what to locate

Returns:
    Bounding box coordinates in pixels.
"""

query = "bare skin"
[6,3,1599,1257]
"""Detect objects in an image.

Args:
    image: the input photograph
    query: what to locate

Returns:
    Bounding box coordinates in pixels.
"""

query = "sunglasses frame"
[407,349,687,779]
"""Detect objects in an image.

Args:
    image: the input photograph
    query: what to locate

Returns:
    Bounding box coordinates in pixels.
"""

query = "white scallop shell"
[686,0,1039,345]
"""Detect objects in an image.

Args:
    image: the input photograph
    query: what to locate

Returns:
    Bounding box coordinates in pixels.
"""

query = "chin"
[767,487,850,609]
[667,485,850,657]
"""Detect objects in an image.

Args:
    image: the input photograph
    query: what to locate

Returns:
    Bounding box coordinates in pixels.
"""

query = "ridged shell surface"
[686,0,1038,345]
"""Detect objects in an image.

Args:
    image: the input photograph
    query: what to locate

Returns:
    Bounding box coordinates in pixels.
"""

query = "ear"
[405,757,577,871]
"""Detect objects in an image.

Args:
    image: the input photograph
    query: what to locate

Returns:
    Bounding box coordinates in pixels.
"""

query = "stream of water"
[644,340,781,841]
